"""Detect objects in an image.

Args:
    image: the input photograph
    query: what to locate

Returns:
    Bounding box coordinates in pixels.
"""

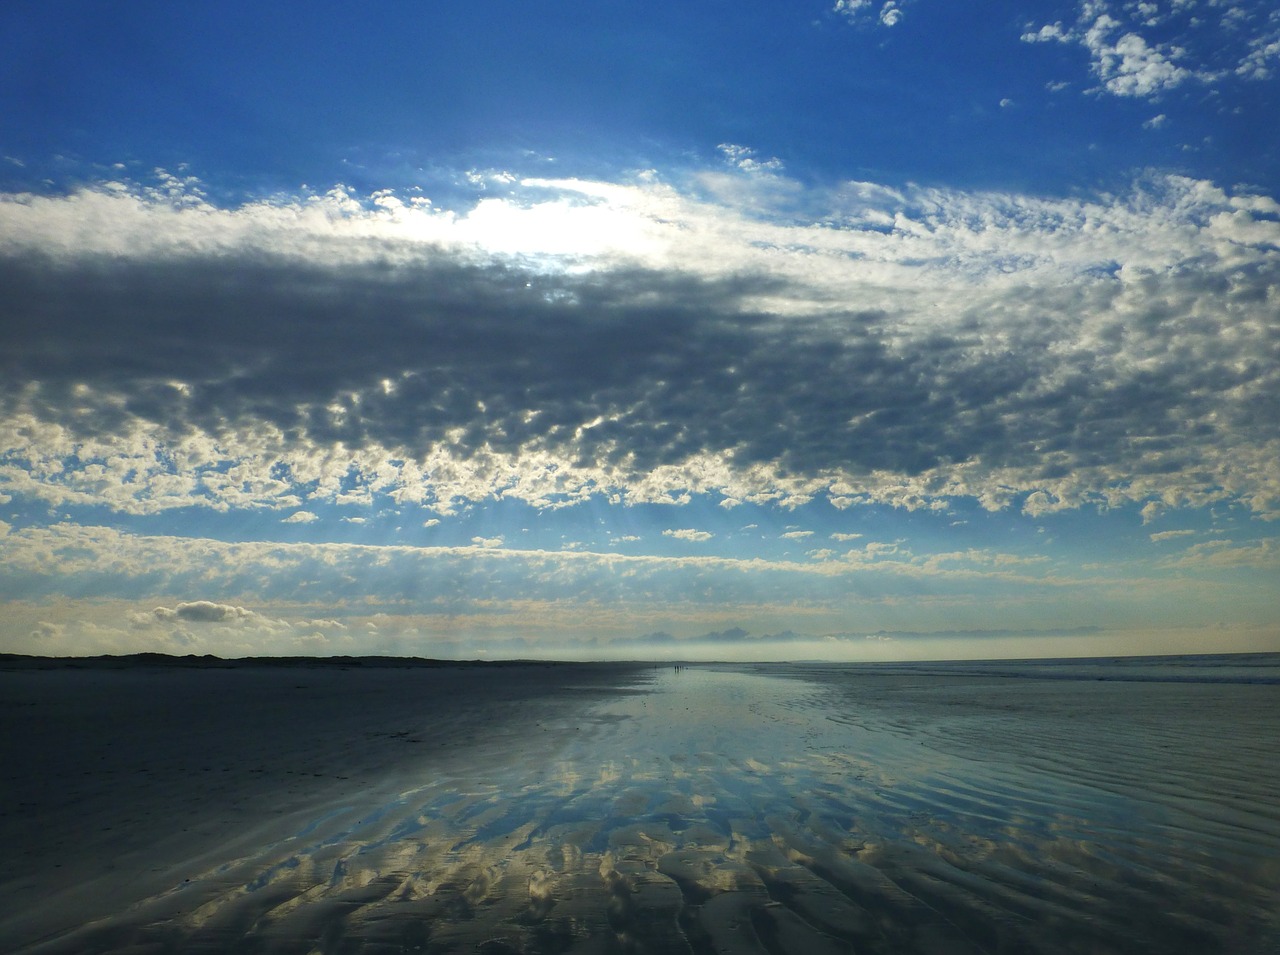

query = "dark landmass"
[0,652,590,670]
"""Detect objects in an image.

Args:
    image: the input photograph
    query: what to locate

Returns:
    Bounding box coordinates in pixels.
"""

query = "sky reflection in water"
[44,663,1280,954]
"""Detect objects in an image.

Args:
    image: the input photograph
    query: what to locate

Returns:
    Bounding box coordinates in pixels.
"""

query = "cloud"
[1023,491,1070,518]
[1022,14,1192,98]
[1149,529,1197,542]
[3,520,1264,658]
[1237,30,1280,80]
[1022,1,1280,100]
[832,1,871,21]
[283,511,319,523]
[717,143,783,174]
[863,541,901,559]
[780,530,814,540]
[153,600,256,624]
[614,627,810,647]
[830,532,863,541]
[833,0,908,28]
[1090,27,1192,97]
[1,165,1278,527]
[664,528,713,542]
[0,522,1100,623]
[1162,538,1279,570]
[31,621,63,640]
[858,625,1103,640]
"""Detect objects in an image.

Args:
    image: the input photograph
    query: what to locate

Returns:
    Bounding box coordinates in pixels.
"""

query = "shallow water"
[10,659,1280,953]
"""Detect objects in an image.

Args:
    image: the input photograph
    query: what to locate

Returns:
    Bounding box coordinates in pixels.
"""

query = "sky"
[1,0,1278,661]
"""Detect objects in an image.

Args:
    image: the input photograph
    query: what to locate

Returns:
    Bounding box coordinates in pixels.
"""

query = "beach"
[3,654,1278,953]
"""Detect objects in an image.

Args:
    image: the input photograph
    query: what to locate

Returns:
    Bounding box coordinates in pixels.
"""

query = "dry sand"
[2,655,1278,953]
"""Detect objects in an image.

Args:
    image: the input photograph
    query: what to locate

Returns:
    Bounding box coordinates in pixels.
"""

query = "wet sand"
[3,655,1278,953]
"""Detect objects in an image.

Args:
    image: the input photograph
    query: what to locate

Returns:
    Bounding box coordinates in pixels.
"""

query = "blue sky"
[1,0,1277,660]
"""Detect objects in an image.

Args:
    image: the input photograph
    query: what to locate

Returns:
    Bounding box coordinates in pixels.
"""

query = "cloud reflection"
[31,662,1280,954]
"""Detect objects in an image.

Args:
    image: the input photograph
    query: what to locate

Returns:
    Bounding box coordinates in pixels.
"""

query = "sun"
[454,179,664,266]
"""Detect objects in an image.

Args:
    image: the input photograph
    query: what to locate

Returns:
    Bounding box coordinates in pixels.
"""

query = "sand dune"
[3,656,1278,953]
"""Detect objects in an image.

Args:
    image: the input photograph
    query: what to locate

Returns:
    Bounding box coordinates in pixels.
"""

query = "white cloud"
[1023,490,1070,518]
[717,143,783,174]
[1090,26,1192,96]
[1150,529,1197,542]
[664,528,713,542]
[31,620,63,640]
[781,530,814,540]
[1237,31,1280,80]
[833,0,907,28]
[1022,23,1068,43]
[830,532,864,541]
[832,0,872,21]
[283,511,319,523]
[1162,538,1279,569]
[863,541,901,558]
[1022,1,1280,100]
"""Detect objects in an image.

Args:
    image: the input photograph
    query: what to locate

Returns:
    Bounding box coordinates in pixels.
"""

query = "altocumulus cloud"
[1,163,1278,523]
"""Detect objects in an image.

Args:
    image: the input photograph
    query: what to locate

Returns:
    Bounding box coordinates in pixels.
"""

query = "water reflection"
[32,664,1280,954]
